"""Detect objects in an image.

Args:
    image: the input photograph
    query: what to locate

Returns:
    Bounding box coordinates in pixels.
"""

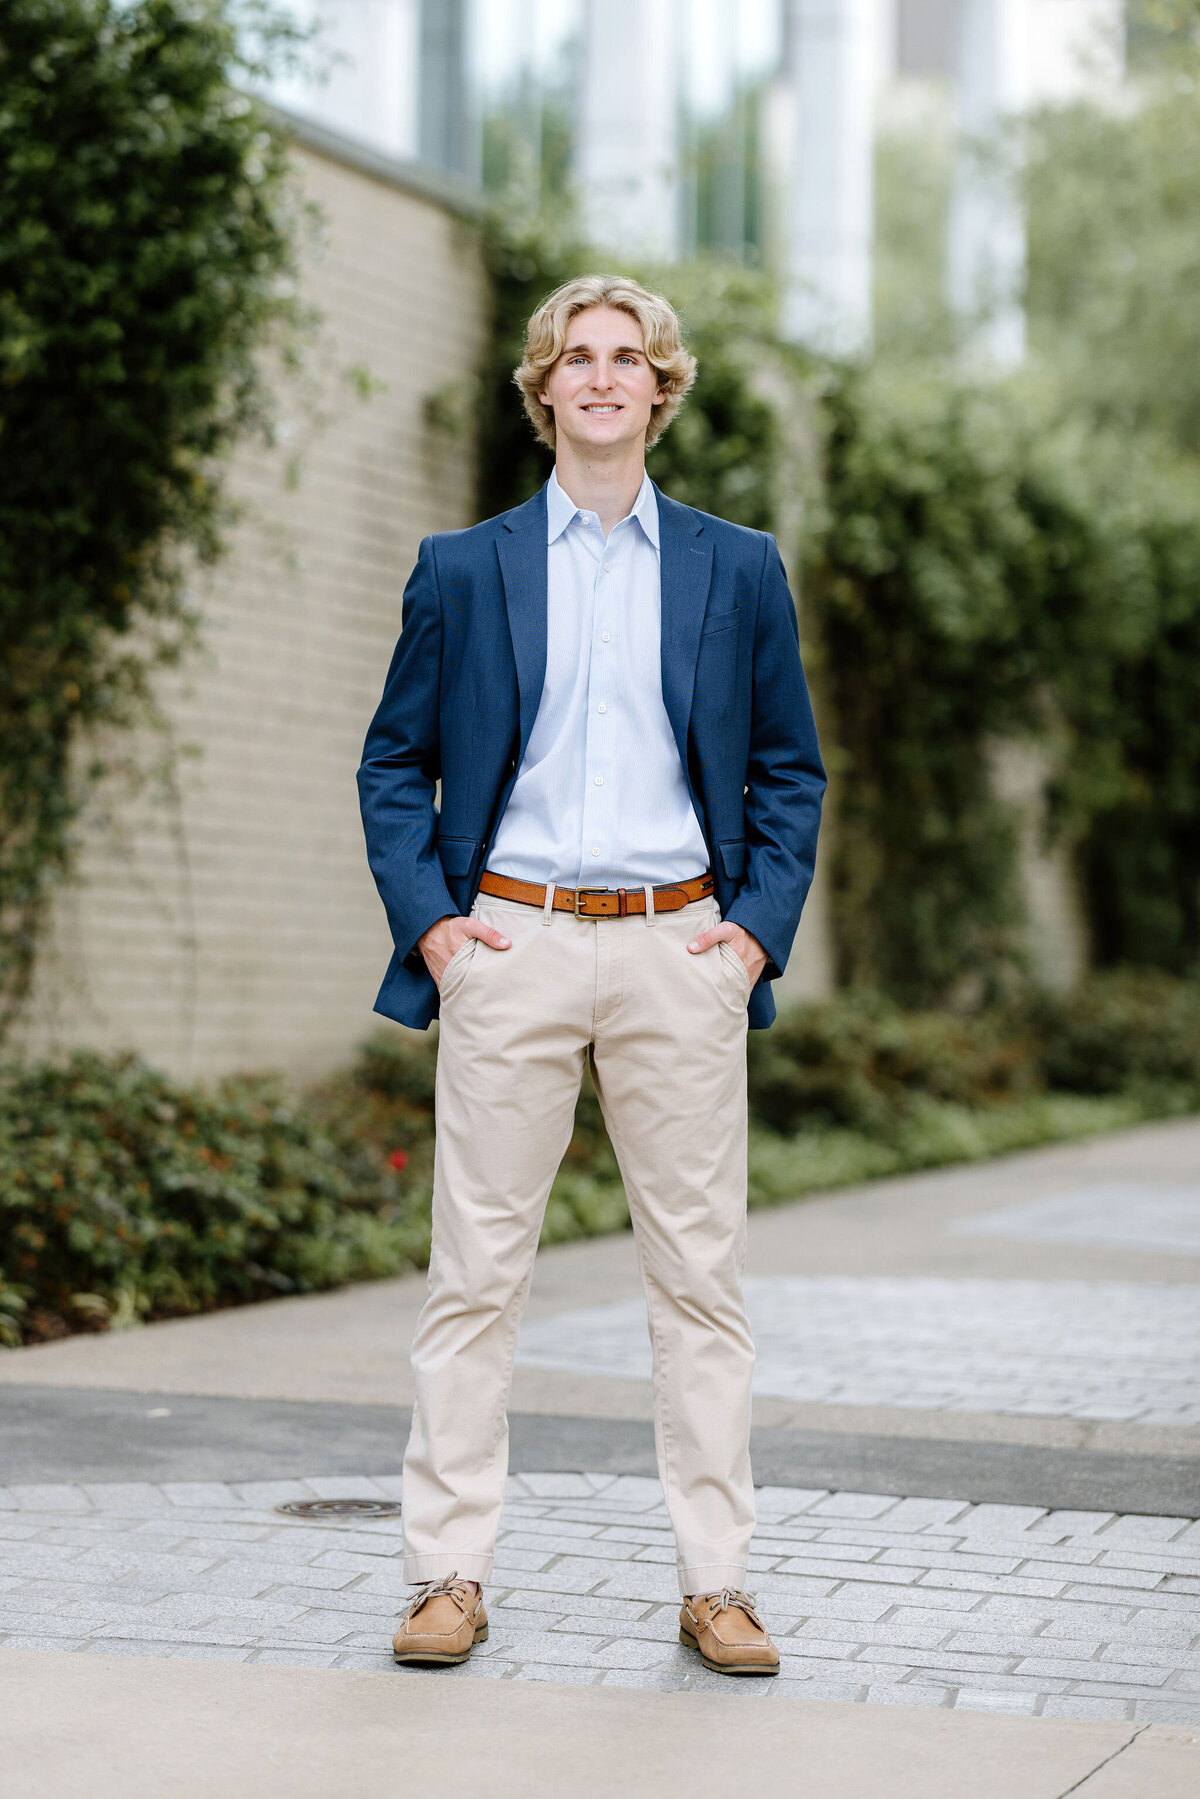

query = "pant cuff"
[677,1559,749,1598]
[403,1551,494,1585]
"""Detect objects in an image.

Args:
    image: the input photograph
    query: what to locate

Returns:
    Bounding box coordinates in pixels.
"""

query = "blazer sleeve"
[357,536,458,972]
[723,534,827,981]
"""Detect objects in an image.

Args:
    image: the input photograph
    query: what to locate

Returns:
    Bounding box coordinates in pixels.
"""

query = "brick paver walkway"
[2,1474,1198,1724]
[515,1277,1200,1426]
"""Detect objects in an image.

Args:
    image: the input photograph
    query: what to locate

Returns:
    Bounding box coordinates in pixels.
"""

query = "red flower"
[388,1148,409,1171]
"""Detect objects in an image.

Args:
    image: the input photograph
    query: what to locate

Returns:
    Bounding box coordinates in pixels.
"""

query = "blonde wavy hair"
[513,275,698,451]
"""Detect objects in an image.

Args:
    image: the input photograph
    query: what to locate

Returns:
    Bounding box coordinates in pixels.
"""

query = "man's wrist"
[418,913,458,948]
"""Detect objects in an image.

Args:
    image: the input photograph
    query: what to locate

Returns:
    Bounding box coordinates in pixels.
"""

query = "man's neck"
[553,443,647,537]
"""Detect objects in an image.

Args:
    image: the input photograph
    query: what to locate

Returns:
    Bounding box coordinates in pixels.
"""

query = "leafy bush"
[1029,970,1200,1097]
[745,991,1039,1137]
[0,1050,423,1346]
[5,972,1198,1347]
[744,1089,1152,1212]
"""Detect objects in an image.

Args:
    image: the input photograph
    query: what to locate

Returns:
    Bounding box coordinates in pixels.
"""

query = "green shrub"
[0,1050,422,1345]
[744,1090,1151,1211]
[1029,969,1200,1096]
[746,990,1039,1137]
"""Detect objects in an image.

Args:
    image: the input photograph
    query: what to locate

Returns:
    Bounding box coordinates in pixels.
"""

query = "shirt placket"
[578,518,618,886]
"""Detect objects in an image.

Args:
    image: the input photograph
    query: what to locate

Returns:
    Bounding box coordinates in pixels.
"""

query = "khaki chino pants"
[401,888,757,1596]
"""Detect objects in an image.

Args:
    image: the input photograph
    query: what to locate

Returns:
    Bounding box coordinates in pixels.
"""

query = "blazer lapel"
[497,486,549,763]
[656,486,713,773]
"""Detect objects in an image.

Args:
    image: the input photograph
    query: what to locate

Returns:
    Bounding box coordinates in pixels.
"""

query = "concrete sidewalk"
[2,1114,1199,1793]
[8,1648,1198,1799]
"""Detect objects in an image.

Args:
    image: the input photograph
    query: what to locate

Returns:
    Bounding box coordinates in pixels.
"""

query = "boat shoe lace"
[401,1572,476,1624]
[688,1587,765,1629]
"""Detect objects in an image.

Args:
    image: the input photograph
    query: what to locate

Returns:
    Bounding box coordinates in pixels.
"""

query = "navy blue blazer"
[357,481,826,1031]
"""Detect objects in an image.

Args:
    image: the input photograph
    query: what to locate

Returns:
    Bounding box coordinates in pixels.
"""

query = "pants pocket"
[717,937,752,999]
[438,936,477,1002]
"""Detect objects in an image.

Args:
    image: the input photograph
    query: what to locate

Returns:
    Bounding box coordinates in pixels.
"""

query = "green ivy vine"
[0,0,309,1025]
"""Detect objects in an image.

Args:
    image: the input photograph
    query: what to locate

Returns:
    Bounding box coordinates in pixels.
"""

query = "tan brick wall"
[19,142,487,1081]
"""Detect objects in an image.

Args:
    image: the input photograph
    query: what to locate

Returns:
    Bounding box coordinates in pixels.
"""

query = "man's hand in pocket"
[418,915,511,989]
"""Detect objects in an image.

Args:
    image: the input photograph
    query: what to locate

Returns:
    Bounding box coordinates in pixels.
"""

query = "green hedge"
[0,1053,427,1346]
[3,972,1197,1347]
[1026,969,1200,1095]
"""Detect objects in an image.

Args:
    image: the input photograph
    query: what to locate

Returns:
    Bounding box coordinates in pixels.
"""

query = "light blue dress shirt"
[488,469,710,889]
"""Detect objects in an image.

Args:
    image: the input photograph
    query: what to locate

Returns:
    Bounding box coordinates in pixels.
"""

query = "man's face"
[538,305,666,454]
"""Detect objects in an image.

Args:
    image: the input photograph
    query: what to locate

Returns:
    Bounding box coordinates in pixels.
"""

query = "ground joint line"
[1055,1724,1152,1797]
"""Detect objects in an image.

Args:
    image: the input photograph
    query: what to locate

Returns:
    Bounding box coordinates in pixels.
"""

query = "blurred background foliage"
[813,376,1200,996]
[852,0,1200,992]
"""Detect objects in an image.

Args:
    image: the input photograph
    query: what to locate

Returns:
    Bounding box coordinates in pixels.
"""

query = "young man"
[358,275,825,1676]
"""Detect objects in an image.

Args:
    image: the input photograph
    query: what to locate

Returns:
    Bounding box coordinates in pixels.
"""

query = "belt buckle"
[574,885,609,918]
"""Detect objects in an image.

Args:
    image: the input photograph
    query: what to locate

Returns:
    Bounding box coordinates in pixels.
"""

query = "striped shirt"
[488,469,710,889]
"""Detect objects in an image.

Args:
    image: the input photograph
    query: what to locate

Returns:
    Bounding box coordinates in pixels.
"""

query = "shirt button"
[594,776,603,786]
[601,631,610,642]
[591,846,600,856]
[603,562,612,572]
[597,703,606,713]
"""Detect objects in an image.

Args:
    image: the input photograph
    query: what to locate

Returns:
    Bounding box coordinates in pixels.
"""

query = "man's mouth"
[582,403,622,414]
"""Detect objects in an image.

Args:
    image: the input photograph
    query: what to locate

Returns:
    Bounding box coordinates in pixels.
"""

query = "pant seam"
[589,1073,680,1548]
[483,1210,547,1465]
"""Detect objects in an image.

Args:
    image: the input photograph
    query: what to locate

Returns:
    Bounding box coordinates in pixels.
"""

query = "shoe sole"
[393,1623,489,1665]
[679,1625,778,1676]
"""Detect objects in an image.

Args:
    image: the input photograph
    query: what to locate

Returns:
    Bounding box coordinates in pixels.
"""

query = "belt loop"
[643,883,655,928]
[542,878,556,927]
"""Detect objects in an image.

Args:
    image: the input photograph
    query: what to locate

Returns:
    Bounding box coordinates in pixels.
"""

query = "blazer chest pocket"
[700,606,740,638]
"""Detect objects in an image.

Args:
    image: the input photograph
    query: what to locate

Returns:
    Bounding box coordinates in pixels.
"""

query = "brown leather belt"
[477,869,715,919]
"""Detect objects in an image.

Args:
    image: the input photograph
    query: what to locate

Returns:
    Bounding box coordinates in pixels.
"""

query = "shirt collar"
[545,468,578,544]
[546,468,659,549]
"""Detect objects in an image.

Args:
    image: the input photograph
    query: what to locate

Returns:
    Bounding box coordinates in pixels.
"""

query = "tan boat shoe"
[679,1588,780,1676]
[392,1573,488,1666]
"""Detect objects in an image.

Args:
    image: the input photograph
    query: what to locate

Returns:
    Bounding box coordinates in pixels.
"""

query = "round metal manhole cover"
[275,1498,402,1518]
